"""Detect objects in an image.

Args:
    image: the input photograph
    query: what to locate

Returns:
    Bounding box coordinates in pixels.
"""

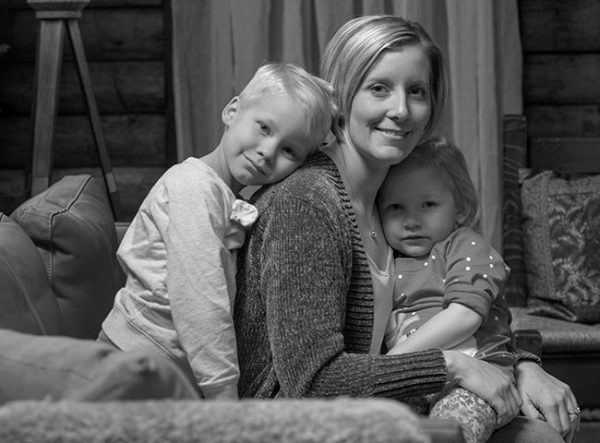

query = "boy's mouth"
[244,155,267,176]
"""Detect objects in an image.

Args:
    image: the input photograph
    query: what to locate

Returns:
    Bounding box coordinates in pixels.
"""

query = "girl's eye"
[282,147,297,160]
[423,201,437,208]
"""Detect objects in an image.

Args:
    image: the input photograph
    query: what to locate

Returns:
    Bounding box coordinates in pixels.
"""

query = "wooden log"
[2,7,163,62]
[5,0,162,11]
[525,105,600,138]
[0,61,164,115]
[529,137,600,174]
[519,0,600,52]
[0,114,166,168]
[523,54,600,104]
[0,169,28,214]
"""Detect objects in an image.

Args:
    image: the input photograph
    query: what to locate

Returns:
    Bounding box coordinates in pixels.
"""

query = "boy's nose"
[256,143,277,164]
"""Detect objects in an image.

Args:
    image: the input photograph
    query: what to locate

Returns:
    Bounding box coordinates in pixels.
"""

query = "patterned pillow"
[521,170,600,323]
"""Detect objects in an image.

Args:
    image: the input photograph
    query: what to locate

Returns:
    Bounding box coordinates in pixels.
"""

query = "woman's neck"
[324,140,392,269]
[324,141,389,212]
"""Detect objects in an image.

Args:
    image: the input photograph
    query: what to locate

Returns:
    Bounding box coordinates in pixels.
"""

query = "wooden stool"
[28,0,123,220]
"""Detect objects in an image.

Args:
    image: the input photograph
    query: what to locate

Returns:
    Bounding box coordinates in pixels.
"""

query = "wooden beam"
[0,61,164,116]
[519,0,600,52]
[1,115,166,168]
[524,54,600,104]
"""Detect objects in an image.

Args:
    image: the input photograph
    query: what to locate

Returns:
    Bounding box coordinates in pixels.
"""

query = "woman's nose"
[388,91,409,120]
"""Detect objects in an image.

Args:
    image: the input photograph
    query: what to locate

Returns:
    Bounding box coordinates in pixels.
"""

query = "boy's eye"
[422,201,438,208]
[258,122,271,135]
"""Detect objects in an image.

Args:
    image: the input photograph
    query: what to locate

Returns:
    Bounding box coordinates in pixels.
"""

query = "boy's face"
[378,166,465,258]
[221,95,315,187]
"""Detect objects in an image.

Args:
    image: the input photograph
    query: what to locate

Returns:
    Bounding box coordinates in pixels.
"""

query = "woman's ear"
[222,97,240,126]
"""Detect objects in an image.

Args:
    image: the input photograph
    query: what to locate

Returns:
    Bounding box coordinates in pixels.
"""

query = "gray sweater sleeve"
[237,185,448,400]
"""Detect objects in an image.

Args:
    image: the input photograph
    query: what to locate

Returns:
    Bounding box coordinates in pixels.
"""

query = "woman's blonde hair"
[320,15,448,143]
[389,136,481,229]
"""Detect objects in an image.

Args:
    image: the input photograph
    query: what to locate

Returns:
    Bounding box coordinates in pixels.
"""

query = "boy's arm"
[387,303,482,355]
[165,164,240,400]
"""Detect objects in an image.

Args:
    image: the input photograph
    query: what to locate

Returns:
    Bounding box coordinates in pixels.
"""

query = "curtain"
[170,0,523,249]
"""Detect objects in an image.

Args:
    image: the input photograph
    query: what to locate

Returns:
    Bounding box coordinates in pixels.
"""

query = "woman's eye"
[369,83,389,96]
[409,85,429,100]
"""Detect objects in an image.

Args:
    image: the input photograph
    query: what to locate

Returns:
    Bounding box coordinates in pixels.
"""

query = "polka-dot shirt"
[387,227,514,366]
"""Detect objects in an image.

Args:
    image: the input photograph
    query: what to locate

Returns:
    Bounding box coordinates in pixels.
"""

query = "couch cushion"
[0,214,65,335]
[521,170,600,323]
[11,175,121,338]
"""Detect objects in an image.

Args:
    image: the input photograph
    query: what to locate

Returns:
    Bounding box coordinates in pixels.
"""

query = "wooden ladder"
[28,0,123,220]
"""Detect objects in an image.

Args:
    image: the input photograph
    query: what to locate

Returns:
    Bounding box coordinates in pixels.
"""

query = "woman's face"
[347,45,432,165]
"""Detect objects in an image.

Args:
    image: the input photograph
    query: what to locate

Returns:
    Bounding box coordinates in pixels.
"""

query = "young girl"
[377,136,515,443]
[99,62,333,400]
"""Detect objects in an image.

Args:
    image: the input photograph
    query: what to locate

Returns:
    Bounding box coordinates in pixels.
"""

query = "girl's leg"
[429,387,496,443]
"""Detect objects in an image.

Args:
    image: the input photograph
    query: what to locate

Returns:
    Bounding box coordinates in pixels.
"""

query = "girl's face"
[347,45,432,165]
[378,166,466,258]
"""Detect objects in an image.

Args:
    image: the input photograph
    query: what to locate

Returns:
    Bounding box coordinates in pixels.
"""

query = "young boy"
[99,62,334,400]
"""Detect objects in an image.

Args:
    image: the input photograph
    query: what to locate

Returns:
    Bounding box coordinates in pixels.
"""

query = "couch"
[502,115,600,442]
[0,174,464,442]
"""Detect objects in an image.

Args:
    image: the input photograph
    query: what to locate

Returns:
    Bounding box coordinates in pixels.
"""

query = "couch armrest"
[513,328,543,357]
[0,398,465,443]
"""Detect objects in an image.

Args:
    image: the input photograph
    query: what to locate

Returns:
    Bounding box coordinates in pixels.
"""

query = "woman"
[234,15,577,441]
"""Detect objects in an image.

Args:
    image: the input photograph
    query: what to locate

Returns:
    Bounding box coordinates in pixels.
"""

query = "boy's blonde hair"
[238,62,334,150]
[320,15,448,144]
[388,136,481,229]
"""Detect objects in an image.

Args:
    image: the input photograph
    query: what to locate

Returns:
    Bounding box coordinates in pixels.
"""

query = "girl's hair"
[390,136,481,229]
[238,62,334,149]
[320,15,448,143]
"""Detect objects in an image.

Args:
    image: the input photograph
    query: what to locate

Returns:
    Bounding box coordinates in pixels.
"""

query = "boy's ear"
[222,97,240,126]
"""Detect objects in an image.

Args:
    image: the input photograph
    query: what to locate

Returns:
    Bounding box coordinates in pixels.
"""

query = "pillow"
[10,175,121,338]
[0,329,199,405]
[0,214,66,335]
[521,170,600,323]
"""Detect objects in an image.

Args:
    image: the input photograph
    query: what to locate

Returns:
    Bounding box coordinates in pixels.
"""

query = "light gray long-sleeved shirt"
[102,157,256,400]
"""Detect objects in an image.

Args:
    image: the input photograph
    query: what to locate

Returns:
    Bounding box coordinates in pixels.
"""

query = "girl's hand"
[443,350,521,428]
[515,361,580,438]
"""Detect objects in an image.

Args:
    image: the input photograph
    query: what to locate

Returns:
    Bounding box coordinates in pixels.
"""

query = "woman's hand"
[515,361,580,438]
[443,350,521,428]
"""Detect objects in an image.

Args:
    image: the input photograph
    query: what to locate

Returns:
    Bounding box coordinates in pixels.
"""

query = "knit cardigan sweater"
[234,151,448,402]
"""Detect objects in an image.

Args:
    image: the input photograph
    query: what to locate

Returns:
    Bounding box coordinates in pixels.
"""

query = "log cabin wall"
[2,1,599,220]
[0,0,171,221]
[519,0,600,140]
